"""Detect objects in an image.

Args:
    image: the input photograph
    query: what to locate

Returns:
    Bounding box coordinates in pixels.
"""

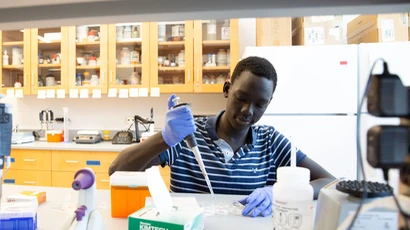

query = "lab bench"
[2,185,279,230]
[6,142,171,190]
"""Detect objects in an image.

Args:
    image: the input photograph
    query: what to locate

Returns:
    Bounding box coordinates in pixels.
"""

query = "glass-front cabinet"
[68,24,108,94]
[149,21,194,93]
[30,27,69,94]
[108,22,150,93]
[0,29,31,95]
[193,19,238,92]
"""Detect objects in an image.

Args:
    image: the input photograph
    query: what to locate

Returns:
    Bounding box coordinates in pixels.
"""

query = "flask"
[3,50,8,65]
[272,167,314,230]
[221,19,230,40]
[207,20,217,40]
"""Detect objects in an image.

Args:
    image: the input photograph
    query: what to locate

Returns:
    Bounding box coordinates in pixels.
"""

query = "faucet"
[15,124,19,132]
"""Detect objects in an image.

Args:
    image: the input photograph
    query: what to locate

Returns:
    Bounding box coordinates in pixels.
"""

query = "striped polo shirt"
[159,111,307,195]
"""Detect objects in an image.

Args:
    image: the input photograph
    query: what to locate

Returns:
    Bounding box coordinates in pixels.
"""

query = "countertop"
[2,185,277,230]
[11,141,134,152]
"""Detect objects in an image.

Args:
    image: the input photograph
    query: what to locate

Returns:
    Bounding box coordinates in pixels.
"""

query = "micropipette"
[172,98,216,200]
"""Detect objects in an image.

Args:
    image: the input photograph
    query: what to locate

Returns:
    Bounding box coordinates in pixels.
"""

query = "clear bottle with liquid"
[221,19,230,40]
[120,47,130,65]
[123,25,132,39]
[3,50,9,65]
[207,20,217,40]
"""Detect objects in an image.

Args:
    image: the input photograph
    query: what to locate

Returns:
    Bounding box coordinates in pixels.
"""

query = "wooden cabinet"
[4,149,171,190]
[193,19,239,93]
[2,149,52,186]
[148,19,238,93]
[0,29,31,95]
[68,25,109,94]
[149,21,194,93]
[30,27,70,94]
[108,23,150,92]
[0,28,71,96]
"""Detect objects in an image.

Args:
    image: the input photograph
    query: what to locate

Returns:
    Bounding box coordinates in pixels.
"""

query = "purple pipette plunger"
[72,168,95,190]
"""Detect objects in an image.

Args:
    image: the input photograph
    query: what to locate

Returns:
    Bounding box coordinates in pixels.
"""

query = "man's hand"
[161,94,196,147]
[238,186,273,217]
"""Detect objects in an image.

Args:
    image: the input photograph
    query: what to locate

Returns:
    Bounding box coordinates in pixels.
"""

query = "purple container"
[72,168,95,190]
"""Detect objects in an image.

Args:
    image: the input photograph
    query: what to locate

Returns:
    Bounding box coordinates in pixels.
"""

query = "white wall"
[0,94,227,131]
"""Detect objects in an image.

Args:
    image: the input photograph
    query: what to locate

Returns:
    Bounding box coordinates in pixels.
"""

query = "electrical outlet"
[125,116,134,124]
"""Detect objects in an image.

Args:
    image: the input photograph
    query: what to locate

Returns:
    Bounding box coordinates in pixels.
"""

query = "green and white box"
[128,197,204,230]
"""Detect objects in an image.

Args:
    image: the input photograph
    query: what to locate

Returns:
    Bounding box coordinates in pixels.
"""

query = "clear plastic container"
[123,25,132,39]
[273,167,314,230]
[216,49,227,66]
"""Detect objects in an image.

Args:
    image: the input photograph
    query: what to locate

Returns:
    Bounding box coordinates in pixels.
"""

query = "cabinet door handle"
[196,69,199,82]
[187,69,191,82]
[31,73,34,85]
[23,159,36,162]
[65,160,79,163]
[100,179,110,182]
[110,71,113,84]
[23,181,36,184]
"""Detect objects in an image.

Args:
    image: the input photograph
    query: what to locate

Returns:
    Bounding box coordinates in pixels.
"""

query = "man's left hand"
[238,186,273,217]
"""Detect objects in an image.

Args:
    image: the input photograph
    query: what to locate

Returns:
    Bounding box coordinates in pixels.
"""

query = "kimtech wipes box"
[128,166,204,230]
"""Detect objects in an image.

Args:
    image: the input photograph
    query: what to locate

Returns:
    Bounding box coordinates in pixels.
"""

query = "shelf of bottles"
[115,23,142,86]
[2,30,25,89]
[36,28,63,88]
[157,22,187,85]
[75,25,102,87]
[201,19,231,85]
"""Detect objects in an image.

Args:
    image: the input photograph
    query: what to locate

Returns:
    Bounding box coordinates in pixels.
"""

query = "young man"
[109,56,335,218]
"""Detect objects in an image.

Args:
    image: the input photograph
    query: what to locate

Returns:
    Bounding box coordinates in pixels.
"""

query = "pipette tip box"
[0,201,38,230]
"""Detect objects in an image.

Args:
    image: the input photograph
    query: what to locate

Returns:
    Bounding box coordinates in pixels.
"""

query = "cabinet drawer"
[3,169,51,186]
[95,172,110,190]
[10,150,51,170]
[52,151,118,173]
[83,151,118,173]
[52,151,86,172]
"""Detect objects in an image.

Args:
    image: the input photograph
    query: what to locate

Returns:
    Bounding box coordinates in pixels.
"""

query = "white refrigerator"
[243,45,358,180]
[357,42,410,190]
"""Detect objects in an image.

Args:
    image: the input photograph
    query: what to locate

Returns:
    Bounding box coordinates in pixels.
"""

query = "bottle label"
[208,24,216,34]
[272,199,313,230]
[221,27,230,40]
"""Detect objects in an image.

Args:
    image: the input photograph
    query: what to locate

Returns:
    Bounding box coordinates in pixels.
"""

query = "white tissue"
[145,166,173,214]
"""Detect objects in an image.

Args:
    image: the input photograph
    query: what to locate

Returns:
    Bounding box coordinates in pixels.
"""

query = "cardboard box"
[347,13,409,44]
[128,198,204,230]
[7,191,46,205]
[256,17,292,46]
[292,15,344,45]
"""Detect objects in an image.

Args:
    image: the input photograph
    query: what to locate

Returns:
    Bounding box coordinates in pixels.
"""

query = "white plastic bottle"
[3,50,9,65]
[272,167,314,230]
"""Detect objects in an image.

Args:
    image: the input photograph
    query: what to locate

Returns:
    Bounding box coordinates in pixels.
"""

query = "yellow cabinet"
[149,21,194,93]
[68,25,109,94]
[0,29,31,95]
[30,27,70,94]
[107,23,150,92]
[149,19,238,93]
[9,149,51,170]
[193,19,239,93]
[4,169,51,186]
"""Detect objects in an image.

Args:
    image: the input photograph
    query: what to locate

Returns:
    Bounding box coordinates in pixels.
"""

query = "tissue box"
[128,198,204,230]
[110,171,151,218]
[7,191,46,205]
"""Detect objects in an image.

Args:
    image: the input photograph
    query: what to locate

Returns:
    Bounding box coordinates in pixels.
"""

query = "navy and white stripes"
[159,112,306,195]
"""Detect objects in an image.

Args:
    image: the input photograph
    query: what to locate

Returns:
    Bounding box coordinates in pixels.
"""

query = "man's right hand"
[161,94,196,147]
